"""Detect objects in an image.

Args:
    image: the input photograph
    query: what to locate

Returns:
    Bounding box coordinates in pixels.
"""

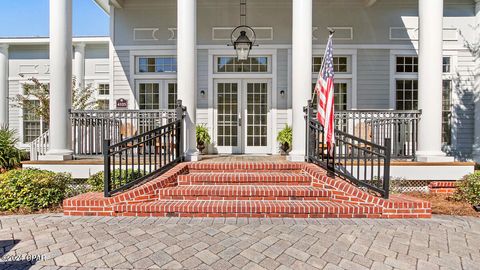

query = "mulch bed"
[406,192,480,217]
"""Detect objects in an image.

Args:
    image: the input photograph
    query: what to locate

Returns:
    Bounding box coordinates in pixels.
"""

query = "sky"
[0,0,109,37]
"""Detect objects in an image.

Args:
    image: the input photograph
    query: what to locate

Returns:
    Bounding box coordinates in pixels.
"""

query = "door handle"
[238,117,242,127]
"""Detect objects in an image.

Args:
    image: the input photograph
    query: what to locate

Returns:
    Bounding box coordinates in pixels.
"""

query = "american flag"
[314,33,335,155]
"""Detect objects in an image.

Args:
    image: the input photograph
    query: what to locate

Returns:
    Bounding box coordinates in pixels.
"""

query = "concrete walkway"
[0,215,479,270]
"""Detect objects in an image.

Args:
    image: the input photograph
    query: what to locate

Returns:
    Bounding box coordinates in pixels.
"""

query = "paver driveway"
[0,215,479,270]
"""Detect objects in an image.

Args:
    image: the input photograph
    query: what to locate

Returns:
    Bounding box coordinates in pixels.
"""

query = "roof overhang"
[94,0,123,15]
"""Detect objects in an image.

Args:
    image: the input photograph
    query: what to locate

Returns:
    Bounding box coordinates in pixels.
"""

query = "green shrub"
[0,169,72,211]
[453,171,480,206]
[0,126,27,172]
[87,169,145,192]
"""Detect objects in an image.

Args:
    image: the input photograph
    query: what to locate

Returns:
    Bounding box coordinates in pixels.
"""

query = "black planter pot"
[473,205,480,212]
[280,143,290,154]
[197,141,206,154]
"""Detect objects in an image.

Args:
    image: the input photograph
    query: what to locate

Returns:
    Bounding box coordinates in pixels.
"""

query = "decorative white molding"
[94,63,109,74]
[390,27,458,41]
[168,28,177,40]
[313,27,353,41]
[44,64,50,74]
[133,28,159,41]
[19,64,39,74]
[212,27,274,41]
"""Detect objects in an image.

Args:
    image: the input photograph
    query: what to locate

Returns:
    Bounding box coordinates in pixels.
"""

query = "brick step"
[113,200,383,218]
[157,185,332,201]
[187,162,307,171]
[177,172,311,186]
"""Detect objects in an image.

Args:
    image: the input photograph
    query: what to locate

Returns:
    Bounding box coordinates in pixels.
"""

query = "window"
[442,80,452,145]
[23,100,47,143]
[395,80,418,110]
[311,82,348,111]
[139,83,160,109]
[138,56,177,73]
[442,57,451,73]
[96,83,110,110]
[396,56,418,73]
[312,56,348,73]
[98,84,110,95]
[97,100,110,110]
[167,83,178,109]
[216,56,269,73]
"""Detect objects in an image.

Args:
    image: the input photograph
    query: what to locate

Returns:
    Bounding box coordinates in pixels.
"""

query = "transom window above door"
[312,56,349,73]
[137,56,177,73]
[215,56,270,73]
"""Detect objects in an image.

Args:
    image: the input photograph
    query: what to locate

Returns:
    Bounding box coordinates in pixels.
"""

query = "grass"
[407,192,480,217]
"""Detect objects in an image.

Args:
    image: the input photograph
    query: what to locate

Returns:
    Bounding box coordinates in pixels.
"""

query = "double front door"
[214,79,271,154]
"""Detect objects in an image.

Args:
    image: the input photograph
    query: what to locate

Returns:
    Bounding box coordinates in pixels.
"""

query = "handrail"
[103,101,186,197]
[306,101,392,199]
[29,130,50,161]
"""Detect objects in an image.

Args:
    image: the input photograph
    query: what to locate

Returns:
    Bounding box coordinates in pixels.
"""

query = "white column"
[44,0,73,160]
[473,0,480,162]
[74,43,85,89]
[0,44,8,127]
[416,0,453,162]
[177,0,199,161]
[289,0,312,162]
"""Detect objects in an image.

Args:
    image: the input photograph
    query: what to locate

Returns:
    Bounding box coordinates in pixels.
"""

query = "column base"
[39,149,73,161]
[416,151,454,162]
[288,152,306,162]
[185,149,201,162]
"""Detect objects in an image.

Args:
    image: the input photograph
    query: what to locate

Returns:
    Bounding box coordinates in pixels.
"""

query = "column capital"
[73,42,86,50]
[0,44,9,52]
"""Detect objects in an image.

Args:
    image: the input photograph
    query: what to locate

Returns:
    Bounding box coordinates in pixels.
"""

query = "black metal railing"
[103,101,185,197]
[71,109,176,156]
[306,101,392,198]
[335,110,420,159]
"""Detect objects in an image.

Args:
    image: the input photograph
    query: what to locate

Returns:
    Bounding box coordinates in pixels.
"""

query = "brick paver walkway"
[0,215,479,269]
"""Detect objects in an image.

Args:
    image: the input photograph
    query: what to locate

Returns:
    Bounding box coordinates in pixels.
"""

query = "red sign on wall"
[116,98,128,108]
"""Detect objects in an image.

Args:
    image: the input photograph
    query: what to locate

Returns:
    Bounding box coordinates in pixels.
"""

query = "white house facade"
[0,0,479,179]
[97,0,479,162]
[0,37,110,148]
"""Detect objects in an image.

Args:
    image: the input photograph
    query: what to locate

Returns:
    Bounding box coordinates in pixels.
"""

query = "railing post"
[383,137,391,199]
[176,100,186,161]
[103,139,111,197]
[304,100,312,162]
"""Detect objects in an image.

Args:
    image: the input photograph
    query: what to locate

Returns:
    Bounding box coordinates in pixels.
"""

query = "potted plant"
[196,124,211,154]
[277,125,292,154]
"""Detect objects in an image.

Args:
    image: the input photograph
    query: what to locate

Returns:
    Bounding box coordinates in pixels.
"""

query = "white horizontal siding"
[112,50,133,106]
[452,49,475,160]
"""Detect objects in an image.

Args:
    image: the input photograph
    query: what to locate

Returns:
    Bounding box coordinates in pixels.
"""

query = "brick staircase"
[64,162,431,218]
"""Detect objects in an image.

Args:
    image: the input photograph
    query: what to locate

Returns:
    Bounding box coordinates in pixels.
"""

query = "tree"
[11,76,98,125]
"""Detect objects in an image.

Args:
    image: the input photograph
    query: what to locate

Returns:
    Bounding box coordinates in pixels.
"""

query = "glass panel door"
[215,81,241,153]
[244,81,270,153]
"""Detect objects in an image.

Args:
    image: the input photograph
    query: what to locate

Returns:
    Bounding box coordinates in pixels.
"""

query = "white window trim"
[213,55,272,74]
[17,79,48,146]
[389,50,458,109]
[312,48,357,109]
[135,80,177,110]
[207,48,277,154]
[94,81,111,110]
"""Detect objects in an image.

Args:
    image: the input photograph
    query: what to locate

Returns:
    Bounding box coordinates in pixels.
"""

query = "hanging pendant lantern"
[229,0,257,60]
